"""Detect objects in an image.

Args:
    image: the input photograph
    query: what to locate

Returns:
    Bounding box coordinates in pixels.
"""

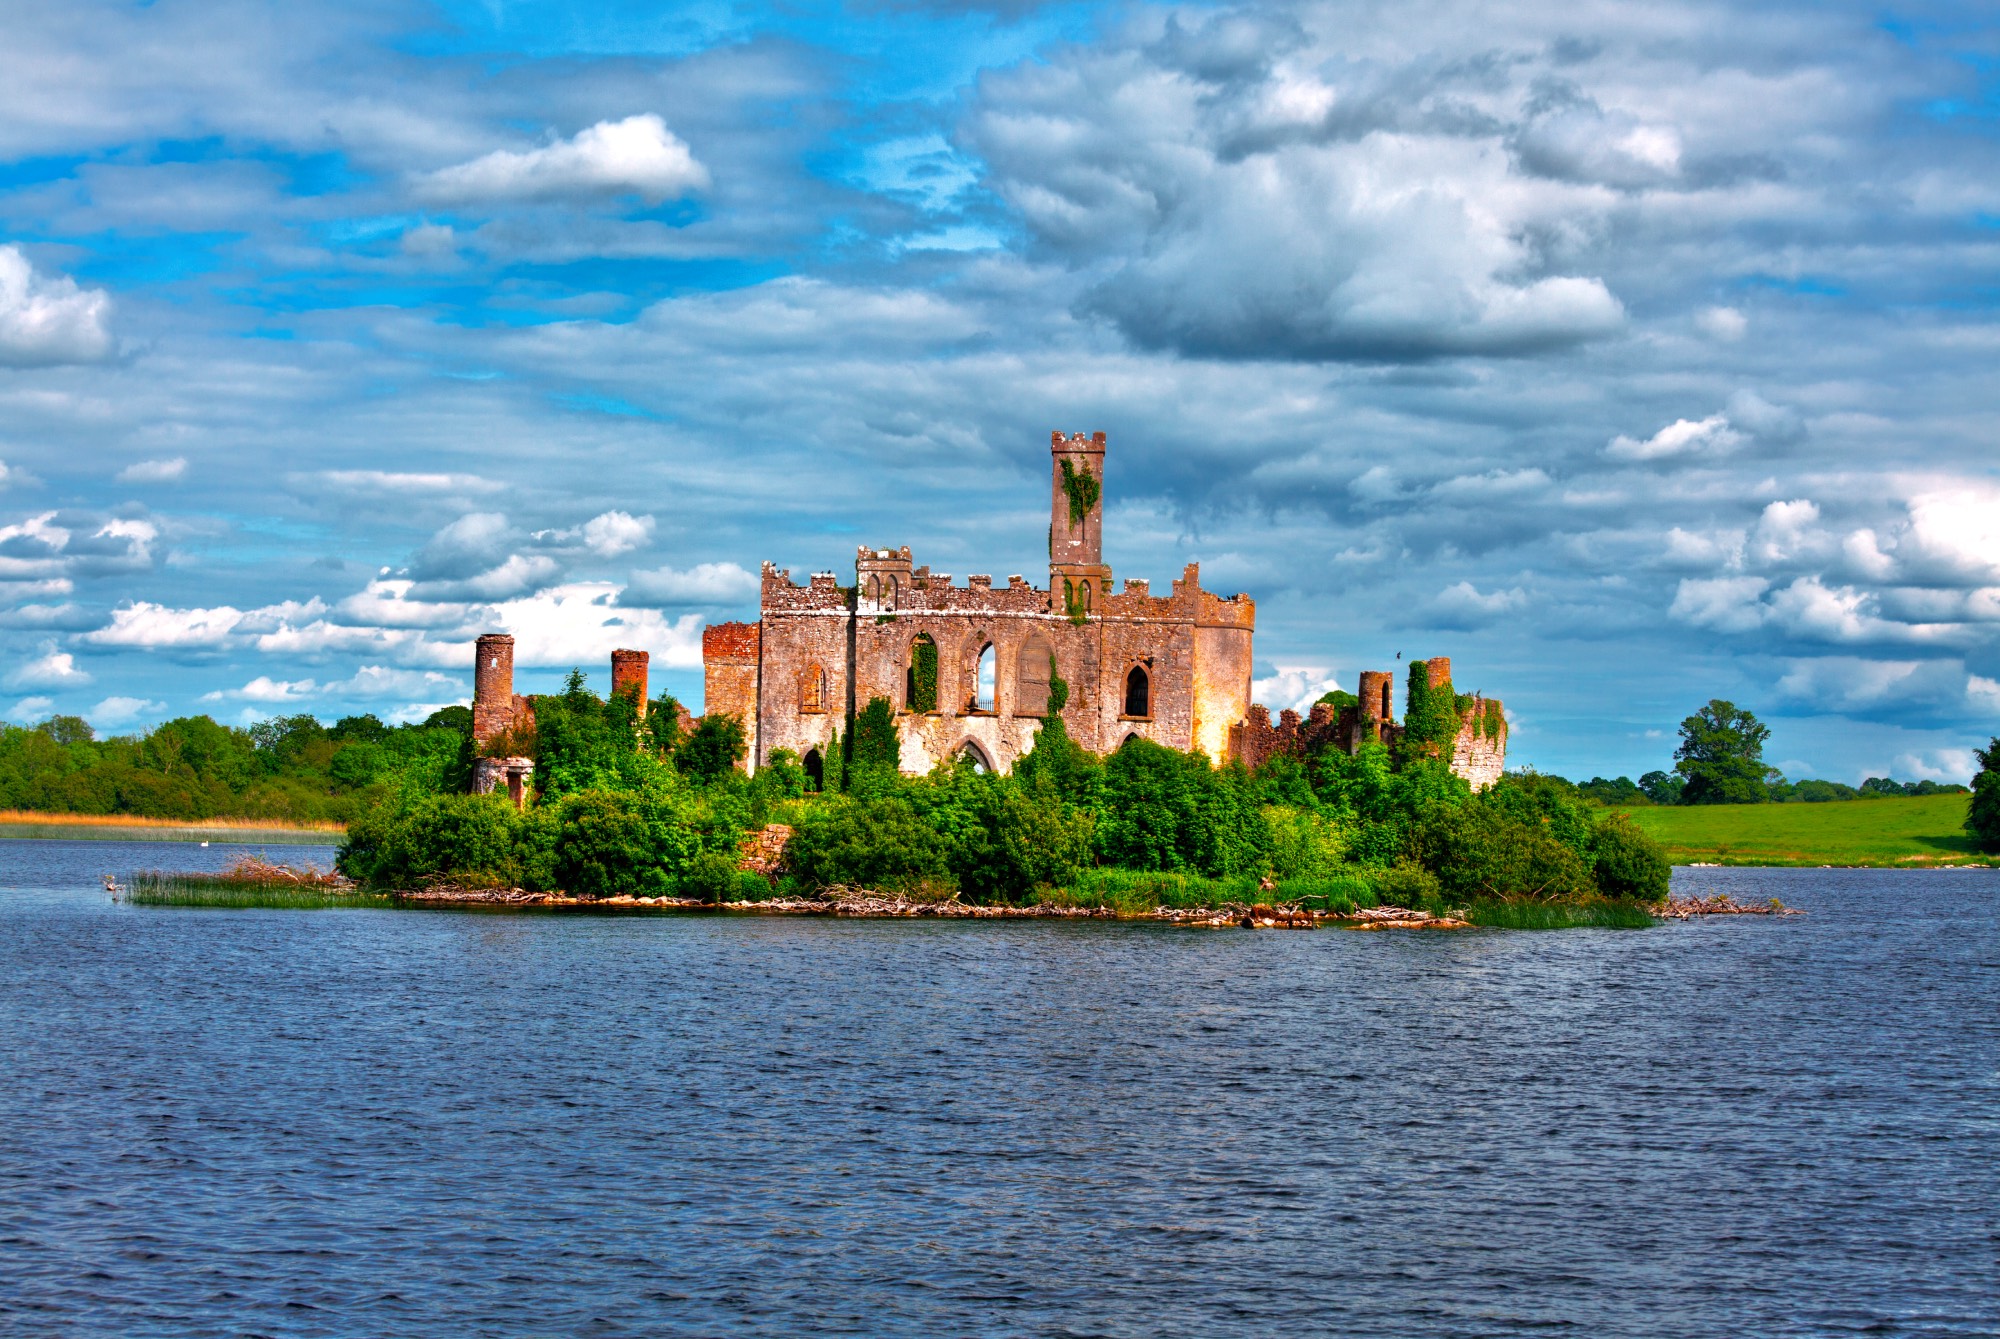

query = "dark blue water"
[2,842,1996,1336]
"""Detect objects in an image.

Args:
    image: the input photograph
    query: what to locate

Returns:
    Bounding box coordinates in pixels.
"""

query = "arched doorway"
[802,747,824,792]
[956,740,993,774]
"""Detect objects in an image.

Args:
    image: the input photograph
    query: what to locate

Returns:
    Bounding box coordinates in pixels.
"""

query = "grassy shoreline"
[1614,793,1993,867]
[1,810,343,844]
[121,863,1655,929]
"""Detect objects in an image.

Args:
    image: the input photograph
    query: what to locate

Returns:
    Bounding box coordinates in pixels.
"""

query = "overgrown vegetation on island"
[330,670,1672,922]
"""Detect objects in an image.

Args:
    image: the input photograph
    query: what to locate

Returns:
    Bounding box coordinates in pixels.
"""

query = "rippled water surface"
[2,841,1997,1336]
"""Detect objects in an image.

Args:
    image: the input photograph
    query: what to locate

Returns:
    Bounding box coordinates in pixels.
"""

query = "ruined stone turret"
[611,648,649,716]
[1049,430,1110,619]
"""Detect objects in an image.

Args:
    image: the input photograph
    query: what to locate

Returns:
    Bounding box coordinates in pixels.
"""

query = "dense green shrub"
[1266,805,1347,880]
[1012,713,1101,807]
[1590,814,1673,900]
[942,778,1095,902]
[546,789,672,898]
[1413,803,1594,901]
[785,794,953,892]
[338,792,524,888]
[680,850,742,903]
[1365,863,1444,908]
[1095,738,1269,876]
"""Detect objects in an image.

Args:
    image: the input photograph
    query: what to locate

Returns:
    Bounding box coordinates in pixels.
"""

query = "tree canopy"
[1673,699,1778,805]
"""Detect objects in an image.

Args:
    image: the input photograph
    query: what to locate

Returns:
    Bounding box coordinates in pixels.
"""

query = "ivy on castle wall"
[1060,457,1100,527]
[1403,660,1461,765]
[1063,578,1089,625]
[1047,655,1070,714]
[908,635,938,713]
[1482,699,1505,744]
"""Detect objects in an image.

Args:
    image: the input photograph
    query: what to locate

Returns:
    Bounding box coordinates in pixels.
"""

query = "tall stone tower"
[472,633,516,751]
[1049,430,1110,618]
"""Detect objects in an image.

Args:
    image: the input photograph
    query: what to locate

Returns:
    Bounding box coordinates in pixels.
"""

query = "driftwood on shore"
[387,882,1472,928]
[1658,893,1800,918]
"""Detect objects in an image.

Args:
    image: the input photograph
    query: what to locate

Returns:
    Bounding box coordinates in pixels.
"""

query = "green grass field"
[1615,793,1990,867]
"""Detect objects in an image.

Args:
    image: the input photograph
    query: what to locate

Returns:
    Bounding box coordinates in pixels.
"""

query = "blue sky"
[2,0,1997,784]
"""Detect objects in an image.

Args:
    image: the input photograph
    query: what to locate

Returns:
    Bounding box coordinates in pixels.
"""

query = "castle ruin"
[468,430,1506,793]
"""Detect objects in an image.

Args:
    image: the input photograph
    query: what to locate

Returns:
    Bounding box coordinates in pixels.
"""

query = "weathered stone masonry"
[465,430,1507,793]
[697,429,1506,787]
[1231,656,1508,790]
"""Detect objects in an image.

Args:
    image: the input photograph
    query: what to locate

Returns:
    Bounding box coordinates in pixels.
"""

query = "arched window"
[866,574,881,602]
[956,740,992,774]
[1124,664,1150,718]
[1379,679,1391,718]
[1016,637,1053,716]
[884,576,898,610]
[967,642,995,713]
[802,747,824,792]
[906,634,937,713]
[799,663,825,714]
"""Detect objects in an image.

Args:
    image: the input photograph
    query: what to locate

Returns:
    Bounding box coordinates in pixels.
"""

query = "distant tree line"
[0,710,475,823]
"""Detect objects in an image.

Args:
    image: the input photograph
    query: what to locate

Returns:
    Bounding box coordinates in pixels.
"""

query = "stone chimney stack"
[611,648,649,718]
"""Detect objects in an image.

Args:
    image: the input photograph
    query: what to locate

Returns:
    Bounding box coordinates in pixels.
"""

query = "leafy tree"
[847,696,901,774]
[37,716,95,745]
[1638,770,1685,805]
[1095,738,1269,876]
[329,713,390,744]
[677,714,746,785]
[1012,712,1100,808]
[547,789,671,898]
[1577,775,1646,806]
[422,705,473,735]
[338,792,523,888]
[1968,738,2000,852]
[1673,699,1778,805]
[645,693,685,755]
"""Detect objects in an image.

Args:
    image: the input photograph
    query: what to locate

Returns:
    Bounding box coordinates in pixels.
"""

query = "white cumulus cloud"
[202,675,316,703]
[0,245,113,367]
[5,646,91,687]
[622,561,759,606]
[1608,413,1741,461]
[89,695,164,728]
[1251,665,1343,715]
[417,114,710,206]
[581,510,654,558]
[82,602,244,649]
[115,457,188,484]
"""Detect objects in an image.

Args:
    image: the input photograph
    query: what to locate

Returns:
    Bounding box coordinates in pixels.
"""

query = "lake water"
[2,840,1996,1337]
